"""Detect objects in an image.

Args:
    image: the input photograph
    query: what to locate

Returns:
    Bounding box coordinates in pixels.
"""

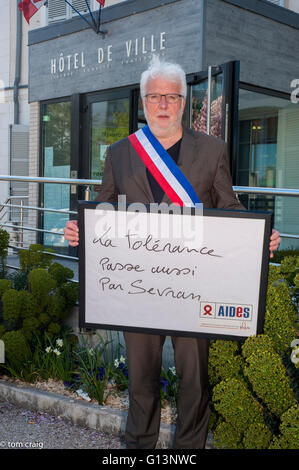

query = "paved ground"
[0,398,126,450]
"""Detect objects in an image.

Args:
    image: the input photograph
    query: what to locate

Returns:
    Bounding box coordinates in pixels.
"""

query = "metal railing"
[0,176,298,273]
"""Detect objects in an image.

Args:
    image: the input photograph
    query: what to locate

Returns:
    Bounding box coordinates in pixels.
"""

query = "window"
[267,0,285,6]
[237,87,299,249]
[41,100,71,250]
[48,0,92,24]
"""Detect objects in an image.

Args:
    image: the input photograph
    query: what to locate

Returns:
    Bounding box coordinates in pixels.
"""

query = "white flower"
[53,348,61,356]
[114,359,119,368]
[56,339,63,348]
[119,355,126,364]
[88,348,94,356]
[76,389,91,402]
[169,367,176,375]
[45,347,52,353]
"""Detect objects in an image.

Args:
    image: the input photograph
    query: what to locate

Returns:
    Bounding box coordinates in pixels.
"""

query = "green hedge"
[209,254,299,449]
[0,236,78,375]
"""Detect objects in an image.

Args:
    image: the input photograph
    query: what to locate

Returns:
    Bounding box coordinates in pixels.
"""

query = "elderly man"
[64,57,281,449]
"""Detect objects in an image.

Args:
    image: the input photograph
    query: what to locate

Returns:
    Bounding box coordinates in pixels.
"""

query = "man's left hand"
[269,229,281,258]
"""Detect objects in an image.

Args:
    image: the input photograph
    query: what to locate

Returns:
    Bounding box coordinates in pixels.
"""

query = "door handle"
[71,170,78,194]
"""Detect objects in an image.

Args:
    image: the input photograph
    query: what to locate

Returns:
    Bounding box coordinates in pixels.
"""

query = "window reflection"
[238,88,299,249]
[191,74,224,139]
[91,98,129,199]
[41,101,71,251]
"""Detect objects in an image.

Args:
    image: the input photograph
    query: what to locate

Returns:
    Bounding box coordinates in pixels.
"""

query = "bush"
[271,249,299,265]
[18,244,54,272]
[241,334,275,359]
[264,280,297,355]
[48,262,74,284]
[0,229,10,278]
[0,279,13,296]
[279,256,298,286]
[0,243,78,377]
[2,330,31,370]
[243,346,296,417]
[28,268,57,312]
[212,378,264,435]
[2,289,23,330]
[243,422,272,449]
[209,259,298,449]
[213,421,243,449]
[208,340,244,387]
[269,406,299,449]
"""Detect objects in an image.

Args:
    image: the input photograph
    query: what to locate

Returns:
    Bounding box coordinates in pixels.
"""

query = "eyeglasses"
[145,93,184,104]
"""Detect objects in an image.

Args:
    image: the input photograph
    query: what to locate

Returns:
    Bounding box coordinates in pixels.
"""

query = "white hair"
[140,55,187,98]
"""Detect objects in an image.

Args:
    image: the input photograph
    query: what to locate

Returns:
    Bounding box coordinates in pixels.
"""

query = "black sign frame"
[78,201,273,341]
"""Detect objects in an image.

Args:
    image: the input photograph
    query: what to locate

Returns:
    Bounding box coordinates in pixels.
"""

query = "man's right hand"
[64,220,79,247]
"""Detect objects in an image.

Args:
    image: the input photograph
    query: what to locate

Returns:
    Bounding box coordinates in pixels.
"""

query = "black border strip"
[222,0,299,30]
[78,202,272,342]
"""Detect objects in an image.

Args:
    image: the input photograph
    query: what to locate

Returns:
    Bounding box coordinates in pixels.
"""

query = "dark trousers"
[124,332,210,449]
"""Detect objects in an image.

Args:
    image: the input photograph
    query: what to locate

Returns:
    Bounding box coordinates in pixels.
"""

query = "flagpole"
[97,5,102,33]
[96,4,106,36]
[64,0,95,31]
[84,0,97,31]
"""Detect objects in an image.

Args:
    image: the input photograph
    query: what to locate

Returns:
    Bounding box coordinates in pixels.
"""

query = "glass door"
[81,89,131,200]
[187,61,239,172]
[41,100,72,252]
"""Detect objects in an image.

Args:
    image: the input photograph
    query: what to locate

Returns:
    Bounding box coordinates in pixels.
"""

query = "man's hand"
[64,220,79,247]
[269,229,281,258]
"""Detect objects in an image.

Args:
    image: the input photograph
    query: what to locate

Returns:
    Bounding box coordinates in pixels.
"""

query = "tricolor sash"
[128,125,201,207]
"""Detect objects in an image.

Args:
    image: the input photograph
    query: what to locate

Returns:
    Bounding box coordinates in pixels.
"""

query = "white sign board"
[79,203,272,340]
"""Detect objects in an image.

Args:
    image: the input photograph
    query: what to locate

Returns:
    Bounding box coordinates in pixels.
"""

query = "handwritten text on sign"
[84,209,265,338]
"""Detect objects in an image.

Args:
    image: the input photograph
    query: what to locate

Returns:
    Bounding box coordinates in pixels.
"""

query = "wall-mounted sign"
[28,0,201,102]
[78,202,272,341]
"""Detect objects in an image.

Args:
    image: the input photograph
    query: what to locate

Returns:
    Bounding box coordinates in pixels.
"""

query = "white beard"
[143,101,185,139]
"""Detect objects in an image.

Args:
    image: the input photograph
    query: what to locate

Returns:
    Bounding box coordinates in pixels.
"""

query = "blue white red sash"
[128,125,201,207]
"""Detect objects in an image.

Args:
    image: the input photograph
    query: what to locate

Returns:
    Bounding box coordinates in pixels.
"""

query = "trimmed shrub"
[212,378,264,435]
[244,347,296,416]
[0,325,5,338]
[48,262,74,284]
[28,268,57,312]
[264,280,297,355]
[2,330,31,370]
[269,406,299,449]
[0,229,10,278]
[243,422,272,449]
[22,316,41,341]
[0,279,13,297]
[208,340,244,388]
[279,256,298,286]
[213,421,243,449]
[207,255,298,449]
[18,243,54,271]
[241,334,275,359]
[2,289,23,329]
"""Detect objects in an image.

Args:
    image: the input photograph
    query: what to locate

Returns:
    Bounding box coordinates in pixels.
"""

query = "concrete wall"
[0,2,30,245]
[28,0,200,102]
[206,0,299,93]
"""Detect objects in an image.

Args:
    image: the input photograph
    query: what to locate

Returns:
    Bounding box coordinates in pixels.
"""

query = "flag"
[18,0,47,24]
[95,0,105,6]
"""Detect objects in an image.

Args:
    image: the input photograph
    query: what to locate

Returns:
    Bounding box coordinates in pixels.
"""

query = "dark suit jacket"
[94,126,244,210]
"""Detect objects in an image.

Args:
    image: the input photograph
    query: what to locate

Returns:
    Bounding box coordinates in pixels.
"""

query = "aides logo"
[200,302,252,321]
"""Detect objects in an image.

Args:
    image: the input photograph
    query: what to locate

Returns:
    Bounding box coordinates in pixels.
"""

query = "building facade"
[2,0,299,253]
